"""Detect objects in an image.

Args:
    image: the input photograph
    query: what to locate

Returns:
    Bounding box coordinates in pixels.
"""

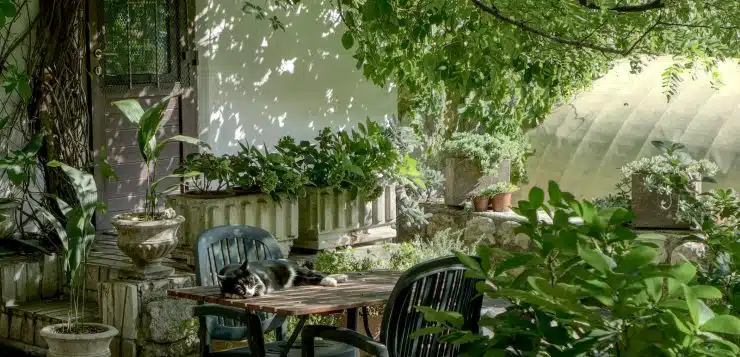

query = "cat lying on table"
[217,259,349,298]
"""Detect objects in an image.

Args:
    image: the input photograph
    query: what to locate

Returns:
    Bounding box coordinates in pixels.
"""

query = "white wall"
[521,57,740,200]
[194,0,397,155]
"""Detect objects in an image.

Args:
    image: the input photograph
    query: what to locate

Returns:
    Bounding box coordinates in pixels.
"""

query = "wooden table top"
[168,271,403,316]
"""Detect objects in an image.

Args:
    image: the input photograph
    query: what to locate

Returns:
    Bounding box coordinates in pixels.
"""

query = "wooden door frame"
[85,0,199,230]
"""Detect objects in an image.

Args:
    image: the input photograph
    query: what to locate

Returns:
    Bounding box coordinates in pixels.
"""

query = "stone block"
[100,274,197,357]
[463,216,496,244]
[141,298,196,343]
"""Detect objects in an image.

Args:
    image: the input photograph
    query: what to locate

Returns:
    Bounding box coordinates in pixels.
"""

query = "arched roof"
[521,58,740,200]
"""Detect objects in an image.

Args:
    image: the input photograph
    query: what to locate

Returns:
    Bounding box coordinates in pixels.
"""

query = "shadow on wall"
[519,58,740,201]
[195,0,397,154]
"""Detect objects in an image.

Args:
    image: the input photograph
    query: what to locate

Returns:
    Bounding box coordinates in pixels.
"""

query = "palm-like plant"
[112,95,208,219]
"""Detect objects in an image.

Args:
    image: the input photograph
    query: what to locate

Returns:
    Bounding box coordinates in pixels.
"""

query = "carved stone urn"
[111,211,184,279]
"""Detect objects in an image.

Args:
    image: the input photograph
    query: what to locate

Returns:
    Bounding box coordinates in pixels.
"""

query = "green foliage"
[231,136,310,202]
[481,182,518,198]
[418,182,740,357]
[619,140,718,223]
[175,153,234,194]
[305,119,419,200]
[442,132,531,182]
[388,228,477,271]
[112,96,210,218]
[46,161,106,328]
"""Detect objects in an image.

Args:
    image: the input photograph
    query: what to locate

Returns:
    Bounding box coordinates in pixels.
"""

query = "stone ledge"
[398,201,704,264]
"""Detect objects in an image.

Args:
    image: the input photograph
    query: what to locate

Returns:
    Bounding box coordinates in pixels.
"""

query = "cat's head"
[217,268,264,298]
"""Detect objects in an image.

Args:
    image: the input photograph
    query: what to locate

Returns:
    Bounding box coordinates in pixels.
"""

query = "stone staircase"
[0,235,198,357]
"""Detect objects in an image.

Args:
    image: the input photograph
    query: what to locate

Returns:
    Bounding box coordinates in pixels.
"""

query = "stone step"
[0,253,63,307]
[0,299,100,349]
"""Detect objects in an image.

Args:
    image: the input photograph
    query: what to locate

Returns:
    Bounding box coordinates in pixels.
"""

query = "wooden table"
[168,271,403,356]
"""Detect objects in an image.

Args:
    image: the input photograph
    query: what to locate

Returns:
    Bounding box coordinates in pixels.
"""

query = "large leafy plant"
[112,96,209,219]
[231,136,309,202]
[304,119,422,200]
[46,161,106,332]
[175,153,234,195]
[417,182,740,357]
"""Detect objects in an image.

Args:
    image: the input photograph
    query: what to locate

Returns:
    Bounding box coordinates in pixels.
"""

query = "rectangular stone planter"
[294,185,397,250]
[631,174,698,229]
[167,193,299,265]
[444,158,510,206]
[1,253,62,307]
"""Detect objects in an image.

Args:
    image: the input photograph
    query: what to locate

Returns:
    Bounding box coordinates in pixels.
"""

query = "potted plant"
[619,140,717,229]
[469,192,490,212]
[295,120,414,250]
[0,123,42,239]
[168,139,307,262]
[481,182,518,212]
[441,132,529,206]
[111,96,207,278]
[39,161,119,357]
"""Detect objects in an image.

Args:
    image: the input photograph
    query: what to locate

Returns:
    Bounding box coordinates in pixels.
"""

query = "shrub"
[418,181,740,357]
[441,132,531,181]
[175,153,234,194]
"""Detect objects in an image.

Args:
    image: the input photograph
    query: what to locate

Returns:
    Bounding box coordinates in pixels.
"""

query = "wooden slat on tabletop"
[168,271,402,316]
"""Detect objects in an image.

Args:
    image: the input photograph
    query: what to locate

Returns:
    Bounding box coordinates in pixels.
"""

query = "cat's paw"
[329,274,349,283]
[320,277,338,287]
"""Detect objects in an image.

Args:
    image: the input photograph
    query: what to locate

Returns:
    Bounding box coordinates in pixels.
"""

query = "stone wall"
[398,201,706,265]
[99,274,199,357]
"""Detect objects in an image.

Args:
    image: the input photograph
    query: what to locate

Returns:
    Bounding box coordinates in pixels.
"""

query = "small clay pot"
[491,193,512,212]
[473,196,490,212]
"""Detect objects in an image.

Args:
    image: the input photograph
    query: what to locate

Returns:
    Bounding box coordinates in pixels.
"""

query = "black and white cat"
[217,259,349,298]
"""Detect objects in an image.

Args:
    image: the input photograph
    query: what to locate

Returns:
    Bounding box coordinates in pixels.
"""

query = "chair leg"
[198,316,211,357]
[246,313,267,357]
[302,331,315,357]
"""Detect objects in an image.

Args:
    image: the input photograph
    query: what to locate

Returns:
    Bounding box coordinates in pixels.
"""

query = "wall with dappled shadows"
[194,0,396,154]
[520,57,740,200]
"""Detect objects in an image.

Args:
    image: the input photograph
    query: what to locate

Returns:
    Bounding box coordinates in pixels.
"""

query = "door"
[87,0,198,231]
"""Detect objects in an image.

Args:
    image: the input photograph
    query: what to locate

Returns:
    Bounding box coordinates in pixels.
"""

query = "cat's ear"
[239,260,250,272]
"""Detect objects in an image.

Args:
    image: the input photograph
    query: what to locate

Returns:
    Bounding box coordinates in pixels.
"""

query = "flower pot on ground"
[41,323,119,357]
[482,182,518,212]
[442,133,529,206]
[41,162,118,356]
[0,199,17,239]
[112,95,209,279]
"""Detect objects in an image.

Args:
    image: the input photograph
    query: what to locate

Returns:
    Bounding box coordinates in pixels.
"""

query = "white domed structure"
[522,57,740,200]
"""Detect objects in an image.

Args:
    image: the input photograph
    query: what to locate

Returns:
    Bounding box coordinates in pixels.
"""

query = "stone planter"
[0,199,17,239]
[444,158,510,206]
[631,174,698,229]
[294,186,396,250]
[40,323,119,357]
[111,214,184,279]
[167,193,298,265]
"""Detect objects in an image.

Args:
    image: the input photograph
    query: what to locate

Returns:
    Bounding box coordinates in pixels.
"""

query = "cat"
[216,259,349,298]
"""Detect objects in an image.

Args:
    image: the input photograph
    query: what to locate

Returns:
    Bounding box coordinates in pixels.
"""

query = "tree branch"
[471,0,660,56]
[577,0,665,13]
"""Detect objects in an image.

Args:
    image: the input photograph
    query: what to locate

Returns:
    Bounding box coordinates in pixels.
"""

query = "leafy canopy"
[249,0,739,131]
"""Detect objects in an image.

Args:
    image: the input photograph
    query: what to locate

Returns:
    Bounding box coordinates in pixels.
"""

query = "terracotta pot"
[491,193,512,212]
[473,196,490,212]
[41,323,119,357]
[111,213,184,279]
